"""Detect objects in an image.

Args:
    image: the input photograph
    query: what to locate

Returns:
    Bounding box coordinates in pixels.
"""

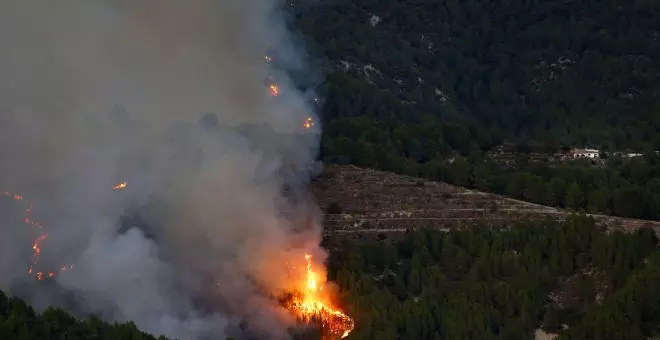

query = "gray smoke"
[0,1,324,339]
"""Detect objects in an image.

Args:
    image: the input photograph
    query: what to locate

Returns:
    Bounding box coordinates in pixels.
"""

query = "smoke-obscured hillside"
[0,1,330,339]
[5,163,660,340]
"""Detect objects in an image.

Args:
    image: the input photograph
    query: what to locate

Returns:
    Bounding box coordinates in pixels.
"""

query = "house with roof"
[568,148,600,159]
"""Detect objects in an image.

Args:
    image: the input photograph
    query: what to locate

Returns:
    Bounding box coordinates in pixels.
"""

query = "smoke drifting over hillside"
[0,1,322,339]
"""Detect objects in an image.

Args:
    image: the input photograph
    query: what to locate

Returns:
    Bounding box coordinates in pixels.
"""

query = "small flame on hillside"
[2,191,71,280]
[3,181,125,281]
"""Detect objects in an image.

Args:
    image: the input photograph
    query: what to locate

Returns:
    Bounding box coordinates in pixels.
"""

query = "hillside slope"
[283,0,660,224]
[293,0,660,149]
[312,164,660,234]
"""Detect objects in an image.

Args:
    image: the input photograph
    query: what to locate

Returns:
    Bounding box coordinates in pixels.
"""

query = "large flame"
[285,254,354,339]
[266,53,352,337]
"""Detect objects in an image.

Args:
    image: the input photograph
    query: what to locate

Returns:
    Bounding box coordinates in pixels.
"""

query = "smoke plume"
[0,1,323,339]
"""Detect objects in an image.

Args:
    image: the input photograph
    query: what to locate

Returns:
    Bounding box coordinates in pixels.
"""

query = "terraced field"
[311,164,660,234]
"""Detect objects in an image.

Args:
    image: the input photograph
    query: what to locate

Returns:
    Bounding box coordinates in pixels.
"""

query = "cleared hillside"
[312,164,660,234]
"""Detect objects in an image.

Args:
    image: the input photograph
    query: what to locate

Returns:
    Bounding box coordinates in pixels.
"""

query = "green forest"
[0,291,167,340]
[293,0,660,148]
[415,150,660,220]
[323,216,660,340]
[287,0,660,220]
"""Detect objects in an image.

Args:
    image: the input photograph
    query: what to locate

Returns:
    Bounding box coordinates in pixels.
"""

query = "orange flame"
[5,182,126,280]
[303,117,315,129]
[269,84,280,97]
[2,190,73,281]
[6,181,128,280]
[113,181,128,191]
[285,254,354,339]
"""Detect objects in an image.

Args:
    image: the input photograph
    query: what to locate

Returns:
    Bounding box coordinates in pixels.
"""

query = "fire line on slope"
[2,181,127,281]
[1,191,73,281]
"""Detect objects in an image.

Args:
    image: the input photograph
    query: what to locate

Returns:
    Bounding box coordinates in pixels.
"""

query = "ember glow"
[269,84,280,97]
[284,254,354,339]
[0,1,330,338]
[113,181,128,191]
[303,117,315,129]
[1,191,70,281]
[3,181,145,281]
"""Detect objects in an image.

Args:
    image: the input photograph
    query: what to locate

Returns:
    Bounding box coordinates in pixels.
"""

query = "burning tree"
[281,254,354,339]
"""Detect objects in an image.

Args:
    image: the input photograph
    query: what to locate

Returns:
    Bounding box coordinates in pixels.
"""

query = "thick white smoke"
[0,1,323,339]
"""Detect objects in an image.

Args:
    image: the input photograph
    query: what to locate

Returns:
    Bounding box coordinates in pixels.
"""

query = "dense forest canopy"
[323,217,660,340]
[282,0,660,221]
[5,217,660,340]
[292,0,660,150]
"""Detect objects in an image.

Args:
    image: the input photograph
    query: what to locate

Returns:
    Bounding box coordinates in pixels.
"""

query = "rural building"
[569,148,600,159]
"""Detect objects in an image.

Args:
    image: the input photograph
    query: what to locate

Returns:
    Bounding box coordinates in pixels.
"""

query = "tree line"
[319,116,660,220]
[0,291,167,340]
[322,216,660,339]
[4,216,660,339]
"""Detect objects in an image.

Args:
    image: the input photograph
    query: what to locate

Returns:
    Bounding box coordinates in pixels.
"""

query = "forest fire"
[283,254,354,339]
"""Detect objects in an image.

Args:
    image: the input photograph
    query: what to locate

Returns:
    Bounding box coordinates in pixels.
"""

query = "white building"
[569,148,599,159]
